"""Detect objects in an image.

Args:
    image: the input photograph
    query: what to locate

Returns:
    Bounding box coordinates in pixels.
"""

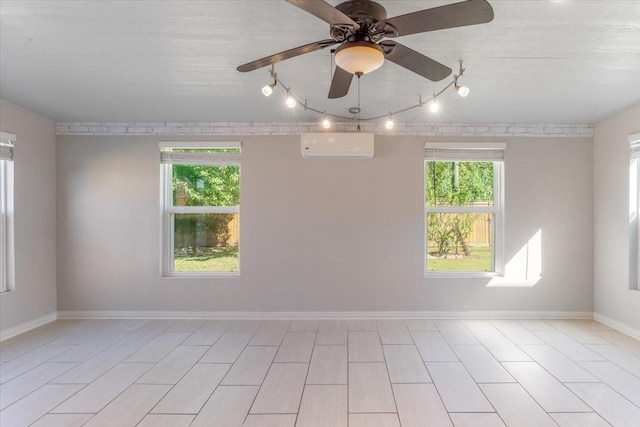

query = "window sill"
[162,272,240,279]
[425,271,498,279]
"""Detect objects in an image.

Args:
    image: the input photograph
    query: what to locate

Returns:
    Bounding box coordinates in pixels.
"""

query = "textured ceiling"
[0,0,639,124]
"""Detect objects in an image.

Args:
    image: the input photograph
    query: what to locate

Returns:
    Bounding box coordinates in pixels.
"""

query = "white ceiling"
[0,0,639,124]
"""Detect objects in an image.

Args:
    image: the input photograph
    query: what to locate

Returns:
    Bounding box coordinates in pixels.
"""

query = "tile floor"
[1,318,639,426]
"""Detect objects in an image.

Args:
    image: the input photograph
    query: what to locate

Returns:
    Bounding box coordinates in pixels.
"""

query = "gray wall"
[594,103,640,331]
[56,134,593,314]
[0,99,57,335]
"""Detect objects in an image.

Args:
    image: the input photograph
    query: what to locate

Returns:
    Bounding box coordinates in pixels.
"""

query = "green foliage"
[425,161,493,257]
[425,161,493,206]
[174,246,239,272]
[173,164,239,207]
[172,163,240,255]
[427,213,476,255]
[427,246,492,271]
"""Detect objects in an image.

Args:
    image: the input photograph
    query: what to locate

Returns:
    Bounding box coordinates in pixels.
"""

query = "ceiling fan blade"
[328,66,354,99]
[381,41,452,82]
[237,39,338,72]
[286,0,360,30]
[383,0,494,38]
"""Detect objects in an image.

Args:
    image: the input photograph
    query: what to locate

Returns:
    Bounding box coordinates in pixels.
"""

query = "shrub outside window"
[425,143,504,275]
[161,142,240,276]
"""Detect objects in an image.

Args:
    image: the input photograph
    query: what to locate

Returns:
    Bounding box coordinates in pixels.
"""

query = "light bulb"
[285,95,296,109]
[429,101,440,113]
[456,85,470,97]
[322,118,331,129]
[385,119,394,130]
[261,84,275,97]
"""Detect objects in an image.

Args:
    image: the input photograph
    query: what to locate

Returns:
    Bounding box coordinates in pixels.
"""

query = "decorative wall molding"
[56,121,594,138]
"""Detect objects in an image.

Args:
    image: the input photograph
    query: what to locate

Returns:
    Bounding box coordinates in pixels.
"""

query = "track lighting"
[454,60,469,97]
[454,76,469,98]
[261,82,276,97]
[429,95,440,113]
[385,115,394,130]
[257,60,472,124]
[262,65,278,97]
[456,83,469,98]
[285,92,296,108]
[322,114,331,129]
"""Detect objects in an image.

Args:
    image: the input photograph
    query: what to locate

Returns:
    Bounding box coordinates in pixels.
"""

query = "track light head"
[261,83,276,97]
[285,92,296,108]
[456,85,470,97]
[429,96,440,113]
[385,115,394,130]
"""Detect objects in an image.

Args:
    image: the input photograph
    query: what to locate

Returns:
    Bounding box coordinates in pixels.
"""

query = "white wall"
[0,99,57,337]
[594,103,640,333]
[56,134,593,315]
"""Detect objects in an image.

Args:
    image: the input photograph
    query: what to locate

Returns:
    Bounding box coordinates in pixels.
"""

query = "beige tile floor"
[1,318,639,426]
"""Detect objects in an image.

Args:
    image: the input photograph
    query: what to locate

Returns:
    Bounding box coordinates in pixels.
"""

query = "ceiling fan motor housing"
[335,0,387,24]
[331,0,390,41]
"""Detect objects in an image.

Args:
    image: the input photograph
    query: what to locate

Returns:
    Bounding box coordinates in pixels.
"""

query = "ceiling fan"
[237,0,494,99]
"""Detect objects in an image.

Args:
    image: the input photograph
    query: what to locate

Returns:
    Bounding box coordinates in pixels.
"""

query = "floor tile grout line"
[2,318,639,427]
[378,321,401,424]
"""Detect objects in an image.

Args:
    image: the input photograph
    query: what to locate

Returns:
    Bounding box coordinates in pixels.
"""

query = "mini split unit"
[301,133,374,158]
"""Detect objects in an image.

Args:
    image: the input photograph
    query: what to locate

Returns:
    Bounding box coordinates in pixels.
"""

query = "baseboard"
[0,312,58,341]
[593,312,640,340]
[56,310,593,320]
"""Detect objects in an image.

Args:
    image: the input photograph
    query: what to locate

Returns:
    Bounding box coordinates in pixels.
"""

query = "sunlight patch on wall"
[488,229,542,287]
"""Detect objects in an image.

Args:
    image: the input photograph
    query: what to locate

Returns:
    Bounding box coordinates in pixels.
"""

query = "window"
[0,131,15,293]
[425,143,504,275]
[630,133,640,290]
[161,142,240,276]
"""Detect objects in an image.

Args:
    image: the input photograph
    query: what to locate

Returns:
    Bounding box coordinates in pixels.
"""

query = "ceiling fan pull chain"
[357,73,362,130]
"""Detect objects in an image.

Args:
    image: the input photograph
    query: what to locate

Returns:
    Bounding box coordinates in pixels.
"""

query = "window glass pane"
[427,212,493,272]
[173,165,240,207]
[425,161,494,207]
[173,213,239,272]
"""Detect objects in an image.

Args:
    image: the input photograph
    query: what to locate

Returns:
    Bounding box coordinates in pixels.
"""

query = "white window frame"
[0,131,15,293]
[160,141,241,277]
[424,142,505,278]
[630,133,640,291]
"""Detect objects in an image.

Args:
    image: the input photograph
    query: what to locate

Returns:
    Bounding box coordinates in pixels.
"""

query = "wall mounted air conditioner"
[301,132,374,159]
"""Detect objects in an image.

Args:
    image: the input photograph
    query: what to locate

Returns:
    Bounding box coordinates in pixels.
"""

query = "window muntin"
[424,144,504,275]
[0,131,15,293]
[161,143,240,276]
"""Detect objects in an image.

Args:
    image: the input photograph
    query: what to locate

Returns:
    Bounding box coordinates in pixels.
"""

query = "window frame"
[424,142,505,278]
[160,141,241,278]
[0,131,15,293]
[629,133,640,291]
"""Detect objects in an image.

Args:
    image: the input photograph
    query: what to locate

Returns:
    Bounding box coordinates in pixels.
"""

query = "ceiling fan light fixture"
[334,41,385,75]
